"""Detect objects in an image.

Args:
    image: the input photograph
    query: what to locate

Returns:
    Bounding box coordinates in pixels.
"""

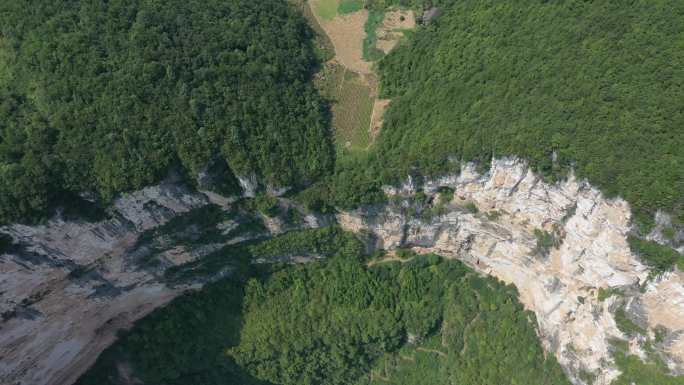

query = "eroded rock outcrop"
[0,183,318,385]
[0,184,201,385]
[338,158,684,384]
[1,158,682,385]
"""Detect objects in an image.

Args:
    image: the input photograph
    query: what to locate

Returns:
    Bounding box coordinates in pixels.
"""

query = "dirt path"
[416,346,448,357]
[459,312,481,355]
[400,354,415,362]
[369,98,390,142]
[366,250,413,266]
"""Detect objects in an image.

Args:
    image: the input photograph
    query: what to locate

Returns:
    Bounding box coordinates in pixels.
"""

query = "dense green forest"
[233,255,570,385]
[77,232,570,385]
[323,0,684,229]
[2,0,682,232]
[0,0,333,224]
[4,1,684,384]
[321,0,682,234]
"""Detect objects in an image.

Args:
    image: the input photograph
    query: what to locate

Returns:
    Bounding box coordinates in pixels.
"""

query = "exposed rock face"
[0,183,318,385]
[338,158,684,384]
[1,157,682,385]
[0,184,210,385]
[237,174,259,198]
[648,211,684,254]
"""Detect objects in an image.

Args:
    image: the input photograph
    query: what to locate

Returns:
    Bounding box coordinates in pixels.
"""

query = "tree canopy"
[0,0,334,223]
[326,0,684,228]
[76,232,570,385]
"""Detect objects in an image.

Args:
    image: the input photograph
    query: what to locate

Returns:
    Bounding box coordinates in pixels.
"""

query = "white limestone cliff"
[338,157,684,384]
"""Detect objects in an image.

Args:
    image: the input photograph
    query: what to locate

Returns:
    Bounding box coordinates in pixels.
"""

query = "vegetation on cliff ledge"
[77,236,570,385]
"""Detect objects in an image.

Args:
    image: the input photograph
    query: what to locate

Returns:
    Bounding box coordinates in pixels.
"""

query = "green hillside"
[0,0,333,224]
[332,0,684,229]
[3,1,684,384]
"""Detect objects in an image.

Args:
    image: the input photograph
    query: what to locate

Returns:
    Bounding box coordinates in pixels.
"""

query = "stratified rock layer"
[1,158,682,385]
[0,181,323,385]
[338,158,684,384]
[0,184,212,385]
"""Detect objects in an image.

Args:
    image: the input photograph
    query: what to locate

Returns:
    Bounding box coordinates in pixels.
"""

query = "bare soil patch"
[310,0,371,74]
[306,3,415,150]
[376,9,416,54]
[369,98,390,142]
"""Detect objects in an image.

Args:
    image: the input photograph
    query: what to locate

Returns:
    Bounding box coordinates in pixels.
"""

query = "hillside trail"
[366,249,414,267]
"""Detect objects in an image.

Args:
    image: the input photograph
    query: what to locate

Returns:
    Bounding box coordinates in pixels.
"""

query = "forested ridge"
[2,1,683,384]
[308,0,684,231]
[0,0,333,224]
[2,0,682,231]
[369,0,684,228]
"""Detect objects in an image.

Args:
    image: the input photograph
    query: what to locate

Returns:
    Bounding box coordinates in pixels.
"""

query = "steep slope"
[0,183,328,385]
[1,1,684,384]
[331,0,684,229]
[0,0,333,224]
[3,158,683,384]
[74,239,569,385]
[339,158,684,383]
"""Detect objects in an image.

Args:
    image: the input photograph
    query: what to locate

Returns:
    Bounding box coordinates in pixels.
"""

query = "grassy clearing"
[315,63,374,156]
[338,0,363,14]
[362,9,386,61]
[313,0,339,20]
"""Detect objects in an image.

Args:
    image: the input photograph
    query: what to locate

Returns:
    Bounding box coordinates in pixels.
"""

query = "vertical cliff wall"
[0,181,325,385]
[338,158,684,384]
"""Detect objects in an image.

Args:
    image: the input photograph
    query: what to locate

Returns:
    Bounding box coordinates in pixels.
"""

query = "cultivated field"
[306,0,416,157]
[376,8,416,53]
[315,63,373,154]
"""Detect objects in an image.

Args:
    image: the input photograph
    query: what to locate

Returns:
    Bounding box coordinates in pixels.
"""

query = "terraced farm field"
[312,0,339,20]
[315,64,374,155]
[306,0,415,158]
